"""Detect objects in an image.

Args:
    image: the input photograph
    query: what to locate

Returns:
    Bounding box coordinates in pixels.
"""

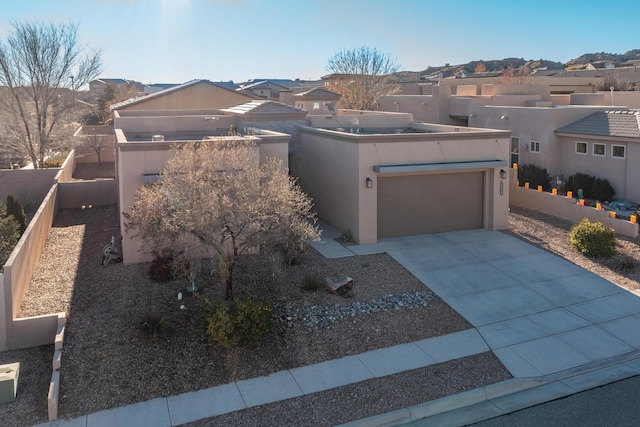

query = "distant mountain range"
[420,50,640,78]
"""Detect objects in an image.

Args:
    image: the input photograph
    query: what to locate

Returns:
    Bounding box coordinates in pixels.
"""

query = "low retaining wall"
[510,179,638,238]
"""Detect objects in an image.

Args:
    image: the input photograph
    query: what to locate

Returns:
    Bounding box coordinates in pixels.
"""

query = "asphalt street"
[471,375,640,426]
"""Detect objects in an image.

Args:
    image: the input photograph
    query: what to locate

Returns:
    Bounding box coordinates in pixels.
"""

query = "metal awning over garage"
[373,159,506,174]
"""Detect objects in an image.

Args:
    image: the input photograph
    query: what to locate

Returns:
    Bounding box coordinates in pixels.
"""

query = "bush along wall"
[566,173,615,202]
[517,164,552,191]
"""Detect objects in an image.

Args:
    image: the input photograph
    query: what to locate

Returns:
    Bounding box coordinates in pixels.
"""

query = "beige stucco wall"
[469,105,610,177]
[117,131,290,264]
[116,83,254,111]
[298,123,510,244]
[1,182,58,350]
[306,111,414,129]
[509,177,638,238]
[114,110,237,135]
[557,135,640,202]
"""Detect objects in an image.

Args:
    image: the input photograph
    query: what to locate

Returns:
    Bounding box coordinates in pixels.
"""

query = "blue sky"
[1,0,639,85]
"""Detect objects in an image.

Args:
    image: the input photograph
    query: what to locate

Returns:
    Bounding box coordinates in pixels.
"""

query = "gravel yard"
[2,203,638,426]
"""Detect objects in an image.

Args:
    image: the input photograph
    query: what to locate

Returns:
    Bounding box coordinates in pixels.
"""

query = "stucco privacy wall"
[0,151,117,350]
[0,169,60,209]
[509,175,638,238]
[298,122,511,244]
[1,183,58,351]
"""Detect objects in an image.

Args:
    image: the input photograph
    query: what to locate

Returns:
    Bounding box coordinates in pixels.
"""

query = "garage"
[377,171,484,238]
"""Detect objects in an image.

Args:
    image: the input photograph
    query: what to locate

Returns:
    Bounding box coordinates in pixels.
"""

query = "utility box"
[0,362,20,404]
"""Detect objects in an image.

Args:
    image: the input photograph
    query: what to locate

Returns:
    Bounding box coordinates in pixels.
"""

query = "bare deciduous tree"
[0,20,102,168]
[326,46,401,111]
[497,64,532,84]
[124,139,320,300]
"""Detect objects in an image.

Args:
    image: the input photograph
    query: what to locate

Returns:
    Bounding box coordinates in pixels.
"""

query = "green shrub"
[205,297,274,348]
[569,218,616,258]
[517,164,551,191]
[0,203,20,270]
[591,178,615,202]
[566,173,615,201]
[301,273,323,291]
[6,194,27,235]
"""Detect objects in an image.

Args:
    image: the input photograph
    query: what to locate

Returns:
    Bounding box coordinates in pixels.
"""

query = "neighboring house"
[110,79,257,111]
[113,108,290,264]
[292,87,341,113]
[555,110,640,202]
[297,112,511,244]
[237,80,302,100]
[220,100,307,166]
[381,79,640,202]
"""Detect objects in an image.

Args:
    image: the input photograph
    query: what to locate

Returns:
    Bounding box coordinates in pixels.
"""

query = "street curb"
[337,354,640,427]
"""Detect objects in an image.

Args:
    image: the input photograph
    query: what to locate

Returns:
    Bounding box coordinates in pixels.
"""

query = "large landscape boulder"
[324,276,354,297]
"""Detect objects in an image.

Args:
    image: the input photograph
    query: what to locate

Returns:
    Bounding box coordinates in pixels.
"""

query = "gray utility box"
[0,362,20,404]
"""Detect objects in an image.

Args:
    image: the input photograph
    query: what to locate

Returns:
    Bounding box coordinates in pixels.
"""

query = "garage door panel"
[377,172,483,238]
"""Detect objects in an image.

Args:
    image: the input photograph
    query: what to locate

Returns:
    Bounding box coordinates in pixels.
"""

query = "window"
[510,137,519,166]
[576,141,587,154]
[530,141,540,153]
[593,143,605,156]
[313,102,320,110]
[612,145,626,159]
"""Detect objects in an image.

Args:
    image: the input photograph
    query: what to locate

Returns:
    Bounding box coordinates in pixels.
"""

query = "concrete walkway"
[37,227,640,427]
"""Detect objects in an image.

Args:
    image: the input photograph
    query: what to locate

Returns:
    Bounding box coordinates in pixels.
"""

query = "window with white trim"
[593,143,605,156]
[576,141,587,154]
[313,102,320,110]
[612,145,626,159]
[530,141,540,153]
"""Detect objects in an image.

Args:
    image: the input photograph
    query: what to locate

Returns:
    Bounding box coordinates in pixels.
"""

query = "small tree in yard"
[0,202,20,270]
[125,139,320,300]
[6,194,26,235]
[82,129,108,165]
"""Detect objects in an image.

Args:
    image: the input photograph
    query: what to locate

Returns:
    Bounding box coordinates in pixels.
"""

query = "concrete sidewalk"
[37,227,640,426]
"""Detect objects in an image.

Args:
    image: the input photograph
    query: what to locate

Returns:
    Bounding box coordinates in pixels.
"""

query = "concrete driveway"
[370,229,640,378]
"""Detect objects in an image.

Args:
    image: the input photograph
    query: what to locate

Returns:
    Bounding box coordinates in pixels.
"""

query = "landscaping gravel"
[4,204,638,426]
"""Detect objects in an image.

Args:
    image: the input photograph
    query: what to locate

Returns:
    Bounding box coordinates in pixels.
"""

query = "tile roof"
[221,100,307,116]
[556,110,640,138]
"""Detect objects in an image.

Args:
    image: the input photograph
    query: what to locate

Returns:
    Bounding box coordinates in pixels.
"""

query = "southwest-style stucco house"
[292,87,341,114]
[297,111,511,244]
[113,108,290,264]
[555,110,640,202]
[382,80,640,202]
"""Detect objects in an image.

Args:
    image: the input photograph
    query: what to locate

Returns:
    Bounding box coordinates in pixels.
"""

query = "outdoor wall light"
[365,177,373,188]
[500,169,507,179]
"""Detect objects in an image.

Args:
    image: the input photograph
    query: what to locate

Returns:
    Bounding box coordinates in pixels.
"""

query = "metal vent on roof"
[152,135,164,141]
